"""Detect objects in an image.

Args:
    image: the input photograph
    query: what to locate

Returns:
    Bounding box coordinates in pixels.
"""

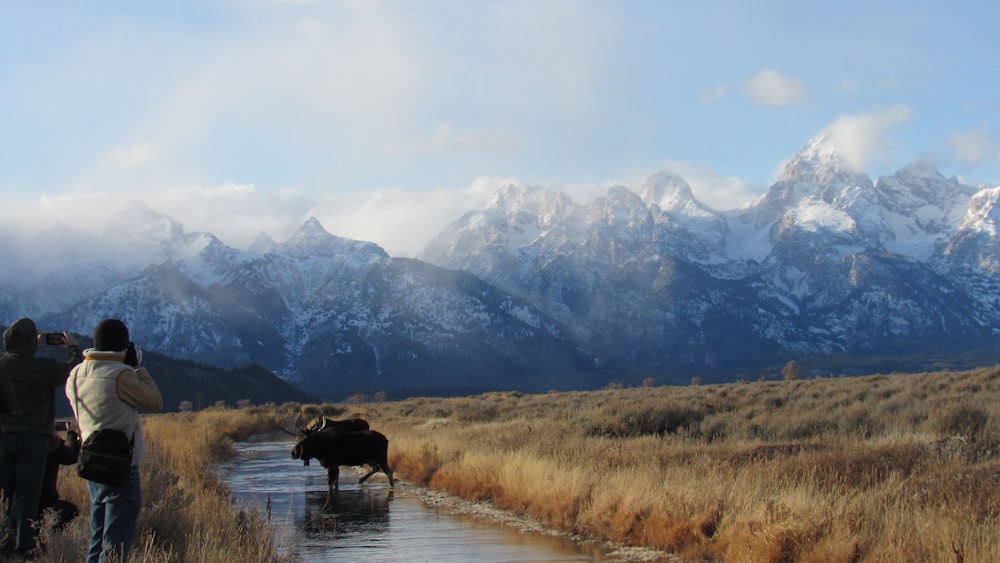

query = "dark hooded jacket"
[0,363,16,415]
[0,318,82,436]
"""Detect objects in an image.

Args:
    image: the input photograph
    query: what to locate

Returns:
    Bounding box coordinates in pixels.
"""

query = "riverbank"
[28,365,1000,561]
[34,405,670,562]
[400,478,678,562]
[220,437,678,562]
[351,366,1000,561]
[32,408,292,562]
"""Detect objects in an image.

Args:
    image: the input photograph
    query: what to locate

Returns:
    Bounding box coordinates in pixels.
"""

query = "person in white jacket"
[66,319,162,563]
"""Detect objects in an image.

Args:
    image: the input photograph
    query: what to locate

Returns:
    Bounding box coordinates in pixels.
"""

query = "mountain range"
[2,133,998,399]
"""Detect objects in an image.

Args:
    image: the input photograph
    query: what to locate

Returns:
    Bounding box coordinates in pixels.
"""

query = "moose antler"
[301,416,327,435]
[279,412,304,436]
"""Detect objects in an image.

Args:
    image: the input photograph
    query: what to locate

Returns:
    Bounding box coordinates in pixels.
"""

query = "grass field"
[355,366,1000,562]
[12,365,999,562]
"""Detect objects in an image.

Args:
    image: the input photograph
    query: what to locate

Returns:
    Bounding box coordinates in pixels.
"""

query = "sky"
[1,0,998,257]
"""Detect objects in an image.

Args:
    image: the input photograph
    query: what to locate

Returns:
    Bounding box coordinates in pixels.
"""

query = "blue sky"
[1,0,997,256]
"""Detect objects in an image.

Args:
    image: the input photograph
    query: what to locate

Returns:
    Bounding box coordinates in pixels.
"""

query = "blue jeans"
[86,465,142,563]
[0,435,50,554]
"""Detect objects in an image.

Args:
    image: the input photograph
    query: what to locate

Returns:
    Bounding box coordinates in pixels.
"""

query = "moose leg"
[326,466,340,493]
[358,460,394,488]
[374,454,395,488]
[358,463,377,484]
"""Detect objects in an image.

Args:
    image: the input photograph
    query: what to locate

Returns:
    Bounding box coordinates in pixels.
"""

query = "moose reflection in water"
[282,414,395,500]
[300,486,392,537]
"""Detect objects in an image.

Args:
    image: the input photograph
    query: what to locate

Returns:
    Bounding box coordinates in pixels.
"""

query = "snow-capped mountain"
[942,186,1000,273]
[421,134,1000,374]
[0,206,588,398]
[1,133,997,397]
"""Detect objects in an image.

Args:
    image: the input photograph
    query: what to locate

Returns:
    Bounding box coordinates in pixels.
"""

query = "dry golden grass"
[343,366,1000,562]
[22,366,1000,562]
[30,405,294,562]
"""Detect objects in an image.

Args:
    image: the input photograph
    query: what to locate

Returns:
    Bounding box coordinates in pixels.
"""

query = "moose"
[281,414,394,494]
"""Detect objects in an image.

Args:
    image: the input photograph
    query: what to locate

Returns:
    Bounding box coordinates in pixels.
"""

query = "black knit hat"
[93,319,130,352]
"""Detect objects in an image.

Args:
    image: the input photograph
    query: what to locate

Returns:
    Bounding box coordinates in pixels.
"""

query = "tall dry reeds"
[20,367,999,562]
[27,405,296,562]
[347,366,1000,562]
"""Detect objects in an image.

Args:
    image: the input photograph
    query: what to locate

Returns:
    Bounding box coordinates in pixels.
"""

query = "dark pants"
[0,435,50,554]
[86,465,141,563]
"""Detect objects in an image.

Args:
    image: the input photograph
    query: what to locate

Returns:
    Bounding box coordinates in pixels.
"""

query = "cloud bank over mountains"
[3,3,997,260]
[4,110,994,260]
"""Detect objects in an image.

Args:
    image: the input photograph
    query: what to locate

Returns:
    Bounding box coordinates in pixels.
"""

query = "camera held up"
[124,342,142,367]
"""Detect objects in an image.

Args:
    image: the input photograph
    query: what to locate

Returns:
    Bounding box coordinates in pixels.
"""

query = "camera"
[125,342,143,367]
[44,333,64,345]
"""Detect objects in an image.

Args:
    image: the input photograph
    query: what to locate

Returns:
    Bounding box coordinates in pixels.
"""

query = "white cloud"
[425,122,517,155]
[657,160,763,211]
[307,177,511,257]
[0,177,516,259]
[50,1,618,197]
[103,143,163,168]
[949,129,1000,167]
[823,105,913,171]
[113,4,429,170]
[743,69,807,107]
[699,84,729,104]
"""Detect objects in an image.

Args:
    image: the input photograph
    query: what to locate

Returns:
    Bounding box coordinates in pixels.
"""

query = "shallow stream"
[217,438,666,562]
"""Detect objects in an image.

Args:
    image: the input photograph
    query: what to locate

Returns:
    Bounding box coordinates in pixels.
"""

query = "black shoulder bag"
[72,374,135,486]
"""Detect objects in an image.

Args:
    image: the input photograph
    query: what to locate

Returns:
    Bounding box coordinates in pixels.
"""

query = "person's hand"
[61,332,78,348]
[124,342,142,367]
[66,429,81,451]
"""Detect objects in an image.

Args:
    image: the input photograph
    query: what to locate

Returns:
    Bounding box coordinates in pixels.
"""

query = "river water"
[217,438,664,562]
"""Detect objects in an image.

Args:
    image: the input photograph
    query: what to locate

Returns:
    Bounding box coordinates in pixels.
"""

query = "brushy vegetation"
[16,365,1000,562]
[23,407,294,562]
[351,366,1000,562]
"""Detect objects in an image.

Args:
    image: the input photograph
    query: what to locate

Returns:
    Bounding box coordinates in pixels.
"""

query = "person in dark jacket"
[0,363,16,415]
[0,318,82,557]
[39,426,81,529]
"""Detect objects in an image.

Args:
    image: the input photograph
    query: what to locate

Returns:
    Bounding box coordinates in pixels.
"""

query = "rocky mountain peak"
[748,134,875,230]
[248,231,278,254]
[589,186,654,230]
[961,186,1000,232]
[104,200,186,245]
[941,186,1000,273]
[485,183,577,229]
[279,216,388,259]
[639,171,716,218]
[892,160,972,204]
[774,133,873,195]
[280,216,338,253]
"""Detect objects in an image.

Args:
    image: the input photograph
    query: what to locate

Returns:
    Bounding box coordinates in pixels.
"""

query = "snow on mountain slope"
[421,183,587,282]
[638,172,730,262]
[943,186,1000,273]
[30,214,587,397]
[874,162,974,259]
[418,134,1000,375]
[3,134,999,396]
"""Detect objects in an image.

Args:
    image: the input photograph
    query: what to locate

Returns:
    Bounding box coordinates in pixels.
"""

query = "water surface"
[218,439,634,562]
